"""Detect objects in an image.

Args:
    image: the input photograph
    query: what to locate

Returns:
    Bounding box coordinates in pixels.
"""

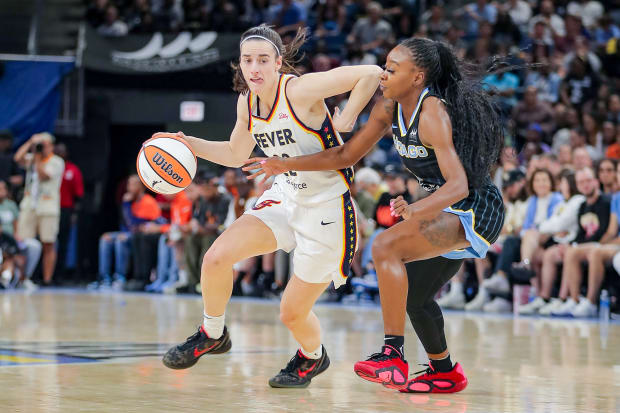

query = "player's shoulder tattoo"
[382,98,395,116]
[373,98,394,131]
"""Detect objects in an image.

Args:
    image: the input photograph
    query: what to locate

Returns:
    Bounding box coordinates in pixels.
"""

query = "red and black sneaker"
[162,325,232,369]
[268,346,330,388]
[354,345,408,389]
[399,362,468,393]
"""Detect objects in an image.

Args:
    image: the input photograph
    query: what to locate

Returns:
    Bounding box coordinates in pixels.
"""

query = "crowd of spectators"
[4,0,620,318]
[87,169,289,297]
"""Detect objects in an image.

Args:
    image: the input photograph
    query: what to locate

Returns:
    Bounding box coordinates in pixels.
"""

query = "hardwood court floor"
[1,290,619,413]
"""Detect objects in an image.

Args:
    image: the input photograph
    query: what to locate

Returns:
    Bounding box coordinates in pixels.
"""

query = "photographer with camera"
[13,132,65,286]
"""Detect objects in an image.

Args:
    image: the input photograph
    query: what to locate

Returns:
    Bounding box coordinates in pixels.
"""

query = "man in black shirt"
[556,166,611,317]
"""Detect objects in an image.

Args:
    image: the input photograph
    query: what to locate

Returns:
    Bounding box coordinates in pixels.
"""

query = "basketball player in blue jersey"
[245,38,505,393]
[158,24,383,388]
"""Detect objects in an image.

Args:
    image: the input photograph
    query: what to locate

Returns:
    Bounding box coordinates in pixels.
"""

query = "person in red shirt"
[154,193,172,221]
[606,126,620,160]
[54,143,84,283]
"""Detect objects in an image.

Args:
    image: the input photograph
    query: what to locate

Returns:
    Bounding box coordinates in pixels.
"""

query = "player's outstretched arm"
[288,65,383,133]
[289,65,383,102]
[330,68,383,132]
[156,95,255,168]
[243,98,393,179]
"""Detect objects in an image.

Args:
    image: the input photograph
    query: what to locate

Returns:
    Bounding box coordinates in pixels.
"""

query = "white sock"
[203,312,225,338]
[300,345,322,360]
[451,280,463,294]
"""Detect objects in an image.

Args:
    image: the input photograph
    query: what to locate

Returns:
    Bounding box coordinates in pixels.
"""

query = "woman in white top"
[159,24,383,388]
[517,169,585,314]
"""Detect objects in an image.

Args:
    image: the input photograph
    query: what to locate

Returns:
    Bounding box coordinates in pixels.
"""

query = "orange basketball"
[136,133,197,194]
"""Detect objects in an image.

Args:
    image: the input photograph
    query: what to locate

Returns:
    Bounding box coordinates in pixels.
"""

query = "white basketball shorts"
[245,182,358,288]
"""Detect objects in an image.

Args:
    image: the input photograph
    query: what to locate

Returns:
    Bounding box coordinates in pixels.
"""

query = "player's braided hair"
[400,37,504,189]
[232,24,306,94]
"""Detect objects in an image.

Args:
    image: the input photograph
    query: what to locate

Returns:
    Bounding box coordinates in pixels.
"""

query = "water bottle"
[599,290,610,322]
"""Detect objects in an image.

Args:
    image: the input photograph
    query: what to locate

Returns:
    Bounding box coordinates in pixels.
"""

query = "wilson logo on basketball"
[152,152,185,183]
[143,145,191,186]
[252,200,281,210]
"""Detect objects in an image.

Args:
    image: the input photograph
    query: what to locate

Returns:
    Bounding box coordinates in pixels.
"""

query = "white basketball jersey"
[248,74,354,204]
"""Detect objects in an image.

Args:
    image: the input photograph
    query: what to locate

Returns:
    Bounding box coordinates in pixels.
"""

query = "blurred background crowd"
[2,0,620,320]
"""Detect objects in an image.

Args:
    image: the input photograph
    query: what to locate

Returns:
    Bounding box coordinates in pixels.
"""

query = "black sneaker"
[268,346,330,388]
[162,325,232,369]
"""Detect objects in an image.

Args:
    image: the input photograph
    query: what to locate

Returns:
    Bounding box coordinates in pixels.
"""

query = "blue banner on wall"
[0,60,74,146]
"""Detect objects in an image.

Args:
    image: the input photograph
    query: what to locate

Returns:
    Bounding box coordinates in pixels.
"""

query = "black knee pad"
[405,256,463,355]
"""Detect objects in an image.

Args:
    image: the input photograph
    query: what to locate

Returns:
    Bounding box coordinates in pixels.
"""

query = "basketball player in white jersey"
[159,24,383,388]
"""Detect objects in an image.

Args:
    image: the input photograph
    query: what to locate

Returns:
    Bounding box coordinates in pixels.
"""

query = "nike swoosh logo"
[321,221,335,226]
[194,342,219,357]
[298,362,318,378]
